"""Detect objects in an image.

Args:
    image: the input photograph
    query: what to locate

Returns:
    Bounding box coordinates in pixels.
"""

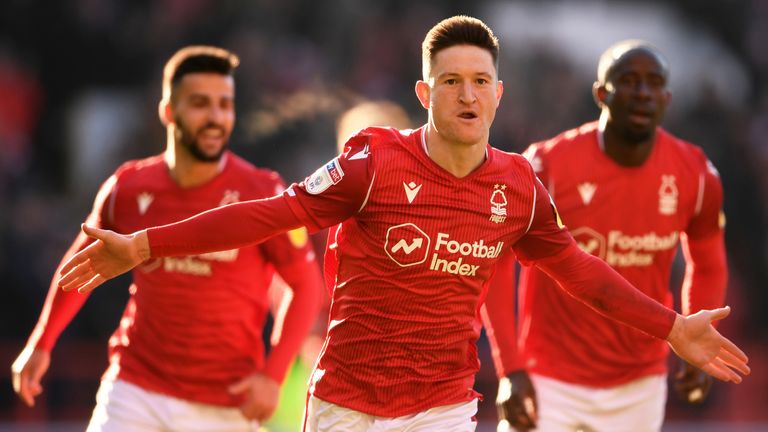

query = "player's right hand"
[59,225,149,293]
[11,346,50,407]
[496,370,537,431]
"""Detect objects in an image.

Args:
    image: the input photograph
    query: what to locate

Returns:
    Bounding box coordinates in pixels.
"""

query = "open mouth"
[458,111,478,120]
[199,127,226,140]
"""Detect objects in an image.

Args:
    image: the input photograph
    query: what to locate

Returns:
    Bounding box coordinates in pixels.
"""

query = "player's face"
[602,50,670,144]
[419,44,502,147]
[171,72,235,162]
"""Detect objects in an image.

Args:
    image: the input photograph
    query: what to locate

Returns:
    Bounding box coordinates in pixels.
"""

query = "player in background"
[56,18,748,432]
[11,45,323,431]
[486,40,729,432]
[265,99,412,431]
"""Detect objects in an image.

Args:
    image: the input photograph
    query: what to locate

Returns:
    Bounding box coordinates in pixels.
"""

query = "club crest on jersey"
[306,158,344,195]
[490,184,508,223]
[219,189,240,206]
[658,175,678,215]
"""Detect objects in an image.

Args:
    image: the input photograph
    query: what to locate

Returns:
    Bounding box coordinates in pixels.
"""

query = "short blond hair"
[336,101,412,153]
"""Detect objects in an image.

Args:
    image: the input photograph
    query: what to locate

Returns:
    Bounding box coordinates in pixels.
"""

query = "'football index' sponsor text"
[429,233,503,276]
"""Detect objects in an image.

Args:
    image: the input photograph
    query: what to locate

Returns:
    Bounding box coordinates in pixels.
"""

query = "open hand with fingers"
[58,225,150,293]
[666,307,749,383]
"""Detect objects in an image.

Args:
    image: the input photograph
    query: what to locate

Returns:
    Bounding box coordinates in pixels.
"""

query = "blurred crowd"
[1,0,766,427]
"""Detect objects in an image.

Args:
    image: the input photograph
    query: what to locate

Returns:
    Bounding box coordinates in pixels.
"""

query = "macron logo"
[391,238,423,255]
[403,181,422,203]
[577,182,597,205]
[137,192,154,215]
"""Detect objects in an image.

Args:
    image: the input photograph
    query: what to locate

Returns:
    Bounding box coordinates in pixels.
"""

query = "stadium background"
[0,0,765,430]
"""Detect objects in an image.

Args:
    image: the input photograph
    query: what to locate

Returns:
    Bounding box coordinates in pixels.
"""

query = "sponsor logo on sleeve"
[306,158,345,195]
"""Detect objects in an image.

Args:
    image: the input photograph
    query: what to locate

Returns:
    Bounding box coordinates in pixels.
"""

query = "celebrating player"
[11,46,322,431]
[57,19,748,431]
[487,40,732,432]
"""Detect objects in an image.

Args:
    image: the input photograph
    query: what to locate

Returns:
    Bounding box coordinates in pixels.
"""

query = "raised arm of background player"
[55,136,750,388]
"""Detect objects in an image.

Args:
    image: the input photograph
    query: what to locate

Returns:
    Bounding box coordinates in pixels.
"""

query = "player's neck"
[165,142,226,188]
[424,127,487,178]
[599,118,655,167]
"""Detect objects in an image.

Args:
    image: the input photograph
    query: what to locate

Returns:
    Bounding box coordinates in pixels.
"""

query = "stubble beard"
[175,117,228,162]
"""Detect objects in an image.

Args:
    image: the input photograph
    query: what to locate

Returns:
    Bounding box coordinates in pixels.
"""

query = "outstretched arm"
[536,243,749,383]
[59,194,303,293]
[514,172,748,384]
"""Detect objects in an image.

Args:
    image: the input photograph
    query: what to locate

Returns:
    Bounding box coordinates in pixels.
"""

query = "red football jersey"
[518,121,726,386]
[148,126,678,417]
[295,127,576,416]
[30,152,321,406]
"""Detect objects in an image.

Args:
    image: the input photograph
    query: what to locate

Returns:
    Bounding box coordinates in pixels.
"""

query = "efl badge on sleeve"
[306,158,345,195]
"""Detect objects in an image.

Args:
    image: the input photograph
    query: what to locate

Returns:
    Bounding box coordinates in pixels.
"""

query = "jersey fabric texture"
[30,152,320,406]
[515,121,725,386]
[147,126,678,417]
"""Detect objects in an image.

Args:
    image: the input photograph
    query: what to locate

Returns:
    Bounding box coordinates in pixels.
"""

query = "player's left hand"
[666,306,749,383]
[228,373,280,422]
[673,360,712,404]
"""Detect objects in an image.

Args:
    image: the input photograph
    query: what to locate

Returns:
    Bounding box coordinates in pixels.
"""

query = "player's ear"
[415,80,431,110]
[158,98,173,126]
[496,80,504,107]
[592,81,608,108]
[662,88,672,108]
